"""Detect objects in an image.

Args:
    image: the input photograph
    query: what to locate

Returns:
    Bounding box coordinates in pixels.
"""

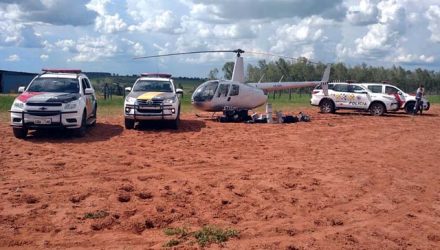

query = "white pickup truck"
[9,69,97,139]
[360,83,430,114]
[311,82,400,116]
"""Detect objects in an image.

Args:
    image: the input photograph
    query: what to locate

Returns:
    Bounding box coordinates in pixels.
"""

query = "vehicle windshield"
[27,77,80,93]
[133,80,173,92]
[193,80,219,102]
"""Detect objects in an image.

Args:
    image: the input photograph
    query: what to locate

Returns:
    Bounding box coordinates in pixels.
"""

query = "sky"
[0,0,439,78]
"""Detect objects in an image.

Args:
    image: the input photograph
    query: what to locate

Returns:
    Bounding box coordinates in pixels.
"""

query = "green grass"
[2,93,439,122]
[193,226,239,247]
[162,226,239,247]
[163,227,189,237]
[83,210,109,219]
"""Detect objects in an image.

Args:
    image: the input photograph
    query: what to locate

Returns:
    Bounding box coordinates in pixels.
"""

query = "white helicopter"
[135,49,329,120]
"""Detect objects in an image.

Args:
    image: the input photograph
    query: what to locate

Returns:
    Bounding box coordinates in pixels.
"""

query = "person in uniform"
[414,84,425,115]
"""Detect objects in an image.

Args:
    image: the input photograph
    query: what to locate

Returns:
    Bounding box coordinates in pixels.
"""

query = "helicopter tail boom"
[248,65,331,92]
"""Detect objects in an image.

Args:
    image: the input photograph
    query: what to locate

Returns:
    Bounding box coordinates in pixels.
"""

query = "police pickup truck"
[10,69,97,138]
[124,73,183,129]
[311,82,399,116]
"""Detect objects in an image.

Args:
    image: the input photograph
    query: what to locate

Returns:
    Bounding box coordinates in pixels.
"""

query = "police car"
[124,73,183,129]
[9,69,97,139]
[359,83,430,114]
[311,82,399,116]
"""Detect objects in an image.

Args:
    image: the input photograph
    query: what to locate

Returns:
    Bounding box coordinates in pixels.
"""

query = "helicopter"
[135,49,330,120]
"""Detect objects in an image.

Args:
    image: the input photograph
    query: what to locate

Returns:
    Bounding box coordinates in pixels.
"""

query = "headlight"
[13,100,24,109]
[64,101,78,110]
[163,96,176,104]
[125,97,137,104]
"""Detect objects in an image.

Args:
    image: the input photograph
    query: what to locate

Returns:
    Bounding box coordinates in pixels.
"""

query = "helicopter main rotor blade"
[133,49,244,59]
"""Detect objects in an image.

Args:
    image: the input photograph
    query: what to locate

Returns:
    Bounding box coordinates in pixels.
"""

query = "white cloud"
[40,54,49,61]
[6,54,20,62]
[71,36,118,62]
[269,16,334,60]
[183,0,346,22]
[346,0,379,25]
[86,0,110,15]
[95,14,127,34]
[394,52,435,64]
[55,39,76,52]
[128,10,180,34]
[354,0,406,57]
[426,5,440,43]
[122,39,146,57]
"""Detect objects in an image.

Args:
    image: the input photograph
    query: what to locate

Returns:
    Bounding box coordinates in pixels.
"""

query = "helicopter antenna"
[279,75,284,83]
[258,73,265,83]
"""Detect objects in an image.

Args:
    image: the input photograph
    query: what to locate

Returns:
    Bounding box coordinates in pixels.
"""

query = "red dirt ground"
[1,107,440,249]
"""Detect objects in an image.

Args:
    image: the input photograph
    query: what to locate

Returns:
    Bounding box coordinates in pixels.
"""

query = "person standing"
[414,84,425,115]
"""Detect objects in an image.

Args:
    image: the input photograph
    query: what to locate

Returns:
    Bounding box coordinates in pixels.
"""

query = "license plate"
[34,118,52,125]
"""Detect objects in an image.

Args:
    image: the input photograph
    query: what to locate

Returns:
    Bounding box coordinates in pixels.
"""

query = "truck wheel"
[320,99,335,113]
[89,103,97,126]
[75,111,87,137]
[125,119,135,129]
[170,109,180,130]
[405,102,415,114]
[13,127,28,139]
[370,102,385,116]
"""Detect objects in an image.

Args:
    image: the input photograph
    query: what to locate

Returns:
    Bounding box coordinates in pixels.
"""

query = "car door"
[385,85,405,107]
[348,85,369,109]
[332,84,350,108]
[212,83,231,108]
[81,78,94,117]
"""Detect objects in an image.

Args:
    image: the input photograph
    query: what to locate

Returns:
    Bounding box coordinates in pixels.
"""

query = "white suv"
[124,73,183,129]
[10,69,97,139]
[360,83,430,114]
[311,82,399,116]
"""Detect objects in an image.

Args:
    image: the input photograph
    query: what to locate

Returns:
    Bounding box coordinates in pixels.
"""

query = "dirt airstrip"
[1,107,440,249]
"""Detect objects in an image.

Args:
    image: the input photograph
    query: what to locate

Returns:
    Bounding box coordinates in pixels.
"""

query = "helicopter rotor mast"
[134,49,247,83]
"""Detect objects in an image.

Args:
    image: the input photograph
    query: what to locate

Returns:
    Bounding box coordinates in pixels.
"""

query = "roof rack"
[42,68,82,74]
[141,73,172,78]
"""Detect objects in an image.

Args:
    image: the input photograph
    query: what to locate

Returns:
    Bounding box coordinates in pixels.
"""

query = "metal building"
[0,70,37,93]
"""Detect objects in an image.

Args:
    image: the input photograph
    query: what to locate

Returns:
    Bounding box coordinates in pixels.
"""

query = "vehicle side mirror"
[85,88,94,95]
[18,86,25,93]
[176,88,183,98]
[125,87,132,92]
[398,91,403,95]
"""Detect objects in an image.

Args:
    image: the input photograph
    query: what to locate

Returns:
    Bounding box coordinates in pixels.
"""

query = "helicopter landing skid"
[218,107,251,123]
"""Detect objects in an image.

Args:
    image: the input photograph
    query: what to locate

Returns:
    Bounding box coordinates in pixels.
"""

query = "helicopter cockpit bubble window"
[229,84,239,96]
[133,80,173,92]
[217,84,230,97]
[193,80,219,102]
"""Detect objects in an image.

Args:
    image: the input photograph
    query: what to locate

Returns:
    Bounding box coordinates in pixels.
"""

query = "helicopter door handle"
[227,97,231,101]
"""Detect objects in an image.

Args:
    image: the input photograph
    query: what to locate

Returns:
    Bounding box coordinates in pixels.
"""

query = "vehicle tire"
[75,111,87,137]
[89,103,97,126]
[425,102,430,111]
[405,102,415,114]
[370,102,385,116]
[125,119,135,129]
[13,127,28,139]
[319,99,335,113]
[170,107,180,130]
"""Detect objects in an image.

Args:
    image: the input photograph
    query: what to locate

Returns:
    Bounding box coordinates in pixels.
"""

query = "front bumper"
[10,110,81,129]
[124,104,178,121]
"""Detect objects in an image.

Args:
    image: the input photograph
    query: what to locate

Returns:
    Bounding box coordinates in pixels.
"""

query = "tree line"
[209,58,440,94]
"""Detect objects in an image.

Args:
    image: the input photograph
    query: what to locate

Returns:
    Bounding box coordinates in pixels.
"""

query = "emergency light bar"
[42,68,82,74]
[141,73,172,78]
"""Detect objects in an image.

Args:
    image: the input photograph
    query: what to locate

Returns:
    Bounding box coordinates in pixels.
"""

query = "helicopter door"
[214,83,231,105]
